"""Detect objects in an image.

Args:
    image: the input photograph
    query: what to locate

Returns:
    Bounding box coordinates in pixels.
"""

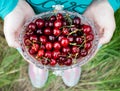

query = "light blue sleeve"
[0,0,18,19]
[27,0,93,14]
[108,0,120,12]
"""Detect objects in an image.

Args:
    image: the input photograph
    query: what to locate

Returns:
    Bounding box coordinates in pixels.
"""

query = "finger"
[99,25,115,45]
[16,48,35,65]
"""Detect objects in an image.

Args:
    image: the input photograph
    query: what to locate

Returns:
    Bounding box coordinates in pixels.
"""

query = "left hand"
[83,0,116,45]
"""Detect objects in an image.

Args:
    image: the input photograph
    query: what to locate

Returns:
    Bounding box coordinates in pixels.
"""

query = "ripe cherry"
[60,38,69,47]
[68,36,74,42]
[45,21,49,27]
[80,49,88,57]
[37,49,45,57]
[36,29,43,35]
[58,35,65,42]
[58,57,67,65]
[28,22,36,31]
[40,44,45,50]
[50,59,57,66]
[48,35,56,42]
[31,43,39,52]
[35,18,45,28]
[53,28,61,36]
[62,28,69,35]
[82,24,92,34]
[72,46,80,54]
[50,15,56,21]
[86,34,94,42]
[84,42,92,50]
[29,47,37,55]
[62,47,71,54]
[57,13,63,20]
[48,21,54,27]
[24,38,31,46]
[64,58,72,66]
[52,50,60,59]
[53,42,61,50]
[54,20,62,28]
[45,51,52,59]
[73,17,81,25]
[44,27,52,35]
[45,42,53,50]
[39,36,47,44]
[41,59,49,65]
[76,37,83,44]
[30,35,38,43]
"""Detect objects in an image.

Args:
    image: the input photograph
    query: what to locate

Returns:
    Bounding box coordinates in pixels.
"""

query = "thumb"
[99,25,115,45]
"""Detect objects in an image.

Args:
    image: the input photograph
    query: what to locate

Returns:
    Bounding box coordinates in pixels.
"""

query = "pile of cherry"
[24,13,94,66]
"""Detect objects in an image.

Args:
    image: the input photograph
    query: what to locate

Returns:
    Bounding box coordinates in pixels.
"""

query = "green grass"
[0,10,120,91]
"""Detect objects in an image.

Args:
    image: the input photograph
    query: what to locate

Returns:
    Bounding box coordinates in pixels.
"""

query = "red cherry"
[86,34,94,42]
[37,49,45,57]
[58,57,67,65]
[30,35,38,43]
[50,59,57,66]
[84,42,92,50]
[45,21,49,27]
[48,35,56,42]
[75,37,83,44]
[50,15,56,21]
[24,38,31,46]
[53,28,61,36]
[28,22,36,31]
[62,28,69,35]
[29,48,37,55]
[41,59,49,65]
[39,36,47,44]
[53,42,61,50]
[62,47,71,54]
[31,43,39,52]
[68,36,74,42]
[80,49,88,57]
[60,38,69,47]
[40,45,45,50]
[64,58,72,66]
[52,50,60,59]
[82,24,92,34]
[36,29,43,35]
[44,27,52,35]
[73,17,81,25]
[72,46,80,54]
[54,20,62,28]
[57,13,63,20]
[58,35,65,42]
[35,18,45,28]
[48,21,54,27]
[45,42,52,50]
[45,51,52,59]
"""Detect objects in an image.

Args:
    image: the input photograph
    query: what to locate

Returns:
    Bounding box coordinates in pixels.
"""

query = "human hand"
[83,0,115,45]
[3,0,35,48]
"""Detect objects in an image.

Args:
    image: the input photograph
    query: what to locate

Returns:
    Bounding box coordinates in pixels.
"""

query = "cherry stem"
[60,25,75,29]
[67,29,82,36]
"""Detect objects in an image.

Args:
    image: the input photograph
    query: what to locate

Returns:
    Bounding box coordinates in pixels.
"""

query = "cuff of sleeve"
[108,0,120,12]
[0,0,18,19]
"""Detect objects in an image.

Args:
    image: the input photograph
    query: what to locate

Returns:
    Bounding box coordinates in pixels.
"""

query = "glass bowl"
[19,10,99,70]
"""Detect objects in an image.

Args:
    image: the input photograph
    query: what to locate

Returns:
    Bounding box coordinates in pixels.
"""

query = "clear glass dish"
[19,10,99,70]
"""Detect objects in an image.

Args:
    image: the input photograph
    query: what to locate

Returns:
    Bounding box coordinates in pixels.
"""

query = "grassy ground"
[0,10,120,91]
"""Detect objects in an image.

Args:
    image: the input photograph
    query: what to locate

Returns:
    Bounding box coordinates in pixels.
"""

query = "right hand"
[4,0,35,48]
[3,0,35,63]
